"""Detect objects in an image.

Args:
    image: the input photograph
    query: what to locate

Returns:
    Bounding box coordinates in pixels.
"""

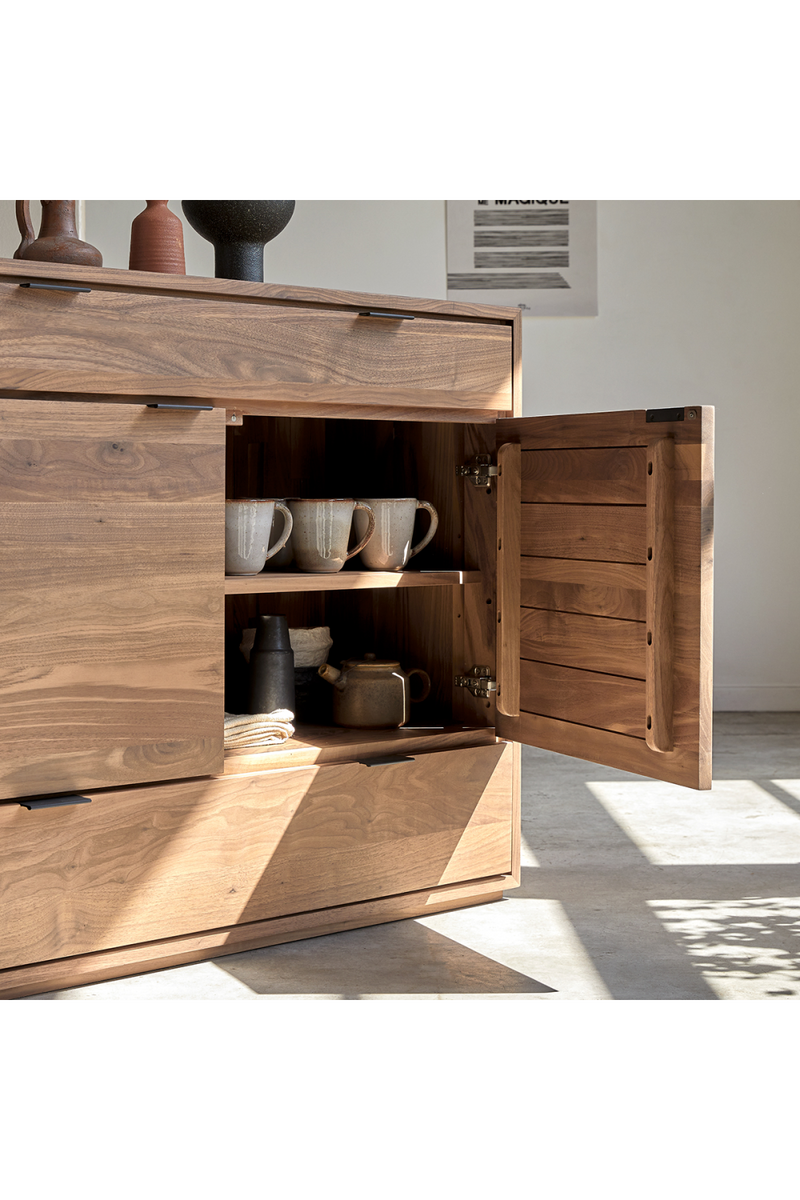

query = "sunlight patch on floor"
[649,897,800,1000]
[418,898,613,999]
[519,832,541,867]
[584,779,800,864]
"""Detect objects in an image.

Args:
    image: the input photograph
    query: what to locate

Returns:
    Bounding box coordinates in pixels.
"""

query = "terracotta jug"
[129,201,186,274]
[14,201,102,267]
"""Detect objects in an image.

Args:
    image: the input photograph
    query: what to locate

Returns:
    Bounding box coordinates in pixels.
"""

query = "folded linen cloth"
[224,709,295,749]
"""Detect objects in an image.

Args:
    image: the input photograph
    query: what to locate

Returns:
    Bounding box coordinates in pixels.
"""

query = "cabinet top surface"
[0,256,521,325]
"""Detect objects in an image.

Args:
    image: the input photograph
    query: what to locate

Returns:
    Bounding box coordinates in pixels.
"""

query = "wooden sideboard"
[0,258,714,998]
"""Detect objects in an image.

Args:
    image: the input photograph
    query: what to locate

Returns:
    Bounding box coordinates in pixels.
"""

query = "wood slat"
[521,503,647,563]
[506,711,704,789]
[520,608,645,678]
[520,557,646,619]
[520,659,644,737]
[498,408,682,448]
[521,446,646,504]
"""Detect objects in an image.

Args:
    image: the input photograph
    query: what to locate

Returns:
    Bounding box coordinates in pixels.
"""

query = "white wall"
[2,200,798,710]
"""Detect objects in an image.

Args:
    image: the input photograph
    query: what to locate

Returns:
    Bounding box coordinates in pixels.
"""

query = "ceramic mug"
[225,499,293,575]
[353,498,439,571]
[288,499,375,573]
[262,506,294,570]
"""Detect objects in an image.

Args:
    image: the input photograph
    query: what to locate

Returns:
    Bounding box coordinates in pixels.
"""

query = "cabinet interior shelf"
[224,569,480,595]
[222,722,497,774]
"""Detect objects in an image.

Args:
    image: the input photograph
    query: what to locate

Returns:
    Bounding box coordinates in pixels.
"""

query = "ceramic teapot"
[318,653,431,729]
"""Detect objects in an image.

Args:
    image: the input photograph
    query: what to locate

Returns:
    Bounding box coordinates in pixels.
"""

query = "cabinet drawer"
[0,397,225,799]
[0,743,513,969]
[0,282,513,417]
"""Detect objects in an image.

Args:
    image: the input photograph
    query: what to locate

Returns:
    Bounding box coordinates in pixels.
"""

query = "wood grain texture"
[0,255,522,325]
[521,503,647,563]
[496,443,520,716]
[223,724,497,773]
[505,711,706,788]
[0,398,225,799]
[496,407,714,789]
[0,876,509,999]
[0,742,513,970]
[520,608,645,678]
[520,558,646,620]
[520,659,644,735]
[521,447,646,504]
[0,282,513,413]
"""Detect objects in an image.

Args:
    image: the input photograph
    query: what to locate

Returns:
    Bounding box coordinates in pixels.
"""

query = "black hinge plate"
[646,408,685,423]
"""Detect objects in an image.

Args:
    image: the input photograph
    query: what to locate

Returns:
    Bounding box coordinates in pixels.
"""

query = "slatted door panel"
[0,398,226,799]
[495,408,713,789]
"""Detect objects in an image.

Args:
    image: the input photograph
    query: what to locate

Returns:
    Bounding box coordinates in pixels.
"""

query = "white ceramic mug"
[288,499,376,573]
[354,498,439,571]
[225,499,293,576]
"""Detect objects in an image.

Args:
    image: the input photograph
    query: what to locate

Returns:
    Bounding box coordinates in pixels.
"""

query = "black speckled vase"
[181,200,295,282]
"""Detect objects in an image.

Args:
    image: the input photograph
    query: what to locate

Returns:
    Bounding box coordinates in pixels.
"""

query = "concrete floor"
[26,712,800,1001]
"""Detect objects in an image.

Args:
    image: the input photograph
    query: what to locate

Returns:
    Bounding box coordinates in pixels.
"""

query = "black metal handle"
[357,755,416,767]
[19,282,91,294]
[357,311,415,320]
[146,403,215,411]
[20,795,92,810]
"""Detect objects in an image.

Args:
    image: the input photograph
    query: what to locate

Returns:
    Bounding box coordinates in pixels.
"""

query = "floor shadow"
[212,917,556,996]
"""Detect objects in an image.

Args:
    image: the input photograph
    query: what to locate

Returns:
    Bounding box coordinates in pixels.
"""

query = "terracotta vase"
[129,201,186,274]
[14,201,102,267]
[181,200,295,282]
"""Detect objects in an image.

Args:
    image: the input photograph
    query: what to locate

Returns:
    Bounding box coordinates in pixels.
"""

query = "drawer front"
[0,743,513,970]
[0,397,225,799]
[0,283,513,416]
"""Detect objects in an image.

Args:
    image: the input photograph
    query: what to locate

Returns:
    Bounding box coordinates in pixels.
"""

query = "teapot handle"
[408,668,431,703]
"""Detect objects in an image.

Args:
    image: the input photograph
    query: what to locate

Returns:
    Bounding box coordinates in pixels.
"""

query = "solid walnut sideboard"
[0,258,714,998]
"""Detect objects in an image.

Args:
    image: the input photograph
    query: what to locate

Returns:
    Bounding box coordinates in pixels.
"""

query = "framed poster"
[446,200,597,315]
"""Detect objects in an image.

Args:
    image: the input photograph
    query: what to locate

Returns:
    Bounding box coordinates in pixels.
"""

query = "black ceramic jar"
[181,200,295,282]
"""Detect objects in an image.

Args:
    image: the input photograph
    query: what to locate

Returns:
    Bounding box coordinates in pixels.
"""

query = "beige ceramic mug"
[354,498,439,571]
[225,499,293,576]
[288,499,376,573]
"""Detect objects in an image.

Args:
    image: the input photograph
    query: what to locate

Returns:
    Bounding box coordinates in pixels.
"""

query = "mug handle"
[408,668,431,704]
[263,501,293,562]
[407,500,439,561]
[345,502,375,562]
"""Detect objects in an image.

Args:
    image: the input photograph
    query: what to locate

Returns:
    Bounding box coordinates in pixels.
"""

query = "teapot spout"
[318,663,342,687]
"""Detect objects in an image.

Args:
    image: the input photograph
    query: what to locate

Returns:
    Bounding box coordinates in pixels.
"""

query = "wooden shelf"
[222,723,497,774]
[224,569,479,595]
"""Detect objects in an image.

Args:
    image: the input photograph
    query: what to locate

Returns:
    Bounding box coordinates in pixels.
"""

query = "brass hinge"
[455,666,498,699]
[457,455,499,489]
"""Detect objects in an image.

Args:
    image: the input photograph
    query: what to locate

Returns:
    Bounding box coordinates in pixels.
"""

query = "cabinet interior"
[223,414,497,736]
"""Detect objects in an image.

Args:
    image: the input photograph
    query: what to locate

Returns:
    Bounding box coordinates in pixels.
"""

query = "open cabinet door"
[494,407,714,789]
